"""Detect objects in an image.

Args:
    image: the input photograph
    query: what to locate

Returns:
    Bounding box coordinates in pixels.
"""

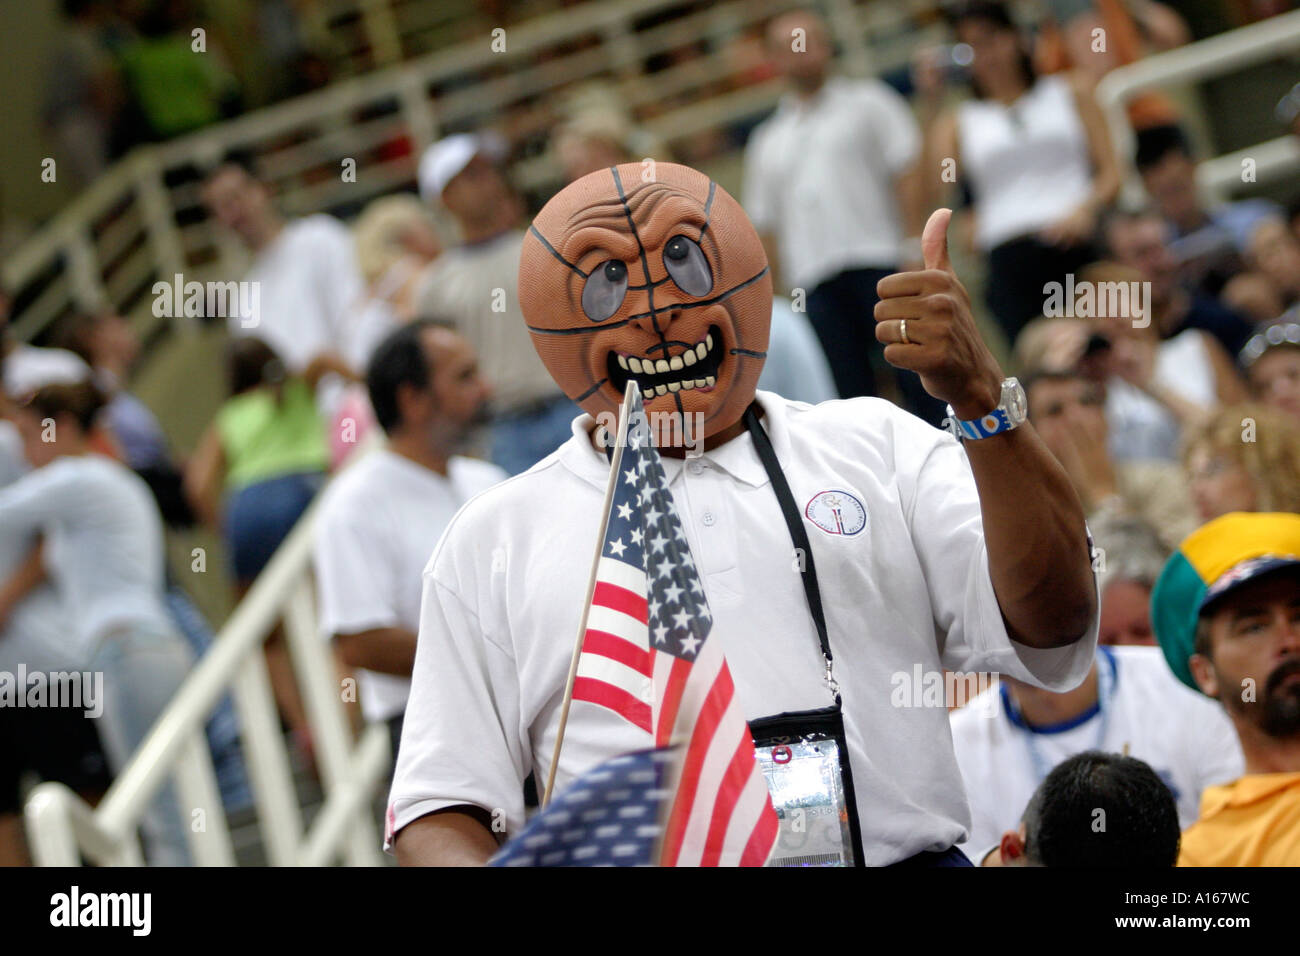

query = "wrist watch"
[946,377,1028,440]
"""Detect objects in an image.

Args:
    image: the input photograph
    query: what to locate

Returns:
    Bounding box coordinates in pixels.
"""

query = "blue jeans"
[223,472,326,583]
[90,625,195,866]
[490,396,580,476]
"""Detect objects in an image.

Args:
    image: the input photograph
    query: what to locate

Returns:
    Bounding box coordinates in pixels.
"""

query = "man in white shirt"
[389,161,1099,866]
[200,154,363,398]
[743,9,942,424]
[313,320,504,768]
[415,133,574,475]
[950,644,1243,859]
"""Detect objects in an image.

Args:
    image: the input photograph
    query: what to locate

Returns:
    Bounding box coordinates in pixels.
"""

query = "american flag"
[568,388,778,867]
[490,748,673,867]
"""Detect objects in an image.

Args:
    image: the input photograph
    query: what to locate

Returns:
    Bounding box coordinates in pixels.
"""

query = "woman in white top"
[0,383,192,865]
[915,1,1120,345]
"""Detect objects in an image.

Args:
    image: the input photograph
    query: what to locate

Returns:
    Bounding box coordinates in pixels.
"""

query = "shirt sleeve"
[869,82,921,176]
[385,571,529,848]
[899,418,1098,691]
[312,503,401,638]
[0,464,75,536]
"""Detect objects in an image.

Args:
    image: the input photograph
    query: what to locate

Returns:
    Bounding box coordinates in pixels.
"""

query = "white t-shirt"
[949,644,1244,853]
[3,344,90,398]
[389,391,1099,863]
[743,77,920,290]
[230,215,364,374]
[312,448,505,722]
[0,454,172,659]
[0,423,76,672]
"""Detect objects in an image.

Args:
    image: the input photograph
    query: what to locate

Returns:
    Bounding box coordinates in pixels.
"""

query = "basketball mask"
[519,163,772,441]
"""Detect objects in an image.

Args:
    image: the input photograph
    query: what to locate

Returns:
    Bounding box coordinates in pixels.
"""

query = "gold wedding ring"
[900,318,910,345]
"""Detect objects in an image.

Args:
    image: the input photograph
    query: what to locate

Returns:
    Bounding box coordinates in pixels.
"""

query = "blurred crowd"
[4,0,1300,866]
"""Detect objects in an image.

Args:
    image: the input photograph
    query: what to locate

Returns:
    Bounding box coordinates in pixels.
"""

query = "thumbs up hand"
[874,208,1005,421]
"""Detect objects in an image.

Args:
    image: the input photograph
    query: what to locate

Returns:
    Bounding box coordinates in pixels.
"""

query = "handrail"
[24,436,389,867]
[1095,9,1300,202]
[4,0,926,347]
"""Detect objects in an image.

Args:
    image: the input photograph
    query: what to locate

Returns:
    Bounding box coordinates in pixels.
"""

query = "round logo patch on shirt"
[804,490,867,536]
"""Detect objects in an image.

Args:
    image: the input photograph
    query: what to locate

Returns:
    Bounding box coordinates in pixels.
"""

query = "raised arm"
[875,209,1096,648]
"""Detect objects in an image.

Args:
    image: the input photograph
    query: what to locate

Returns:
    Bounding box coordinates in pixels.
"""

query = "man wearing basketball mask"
[389,163,1099,866]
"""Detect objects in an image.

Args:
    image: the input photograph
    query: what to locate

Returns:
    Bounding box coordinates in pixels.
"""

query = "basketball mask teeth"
[607,326,723,397]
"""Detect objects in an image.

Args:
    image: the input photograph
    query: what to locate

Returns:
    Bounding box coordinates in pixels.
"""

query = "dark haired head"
[1135,124,1192,173]
[55,311,107,365]
[226,337,285,396]
[365,318,456,434]
[1022,751,1180,866]
[204,147,259,185]
[948,0,1036,99]
[22,381,107,432]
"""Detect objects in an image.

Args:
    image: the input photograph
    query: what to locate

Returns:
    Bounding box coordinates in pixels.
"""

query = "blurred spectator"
[1181,403,1300,523]
[43,0,127,186]
[1152,512,1300,865]
[200,152,364,422]
[185,338,346,756]
[1083,261,1246,438]
[415,133,574,475]
[1242,217,1300,315]
[953,642,1240,854]
[1095,518,1167,647]
[348,195,444,372]
[1024,368,1196,552]
[56,311,193,524]
[1241,316,1300,420]
[979,751,1184,866]
[1134,124,1280,299]
[914,0,1120,346]
[117,0,241,142]
[757,297,839,406]
[552,107,669,185]
[744,8,942,422]
[0,418,109,866]
[313,321,503,776]
[1103,207,1255,357]
[0,284,91,401]
[1036,0,1188,129]
[0,383,193,865]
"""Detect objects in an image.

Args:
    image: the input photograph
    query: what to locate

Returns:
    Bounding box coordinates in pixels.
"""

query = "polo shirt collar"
[556,390,790,491]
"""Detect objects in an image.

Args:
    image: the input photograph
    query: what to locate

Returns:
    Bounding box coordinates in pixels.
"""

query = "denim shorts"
[223,471,326,583]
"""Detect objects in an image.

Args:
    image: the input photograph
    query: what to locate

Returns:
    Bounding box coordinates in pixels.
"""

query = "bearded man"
[387,163,1098,866]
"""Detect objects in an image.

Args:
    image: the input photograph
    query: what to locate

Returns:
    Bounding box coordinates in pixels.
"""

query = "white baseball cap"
[417,131,507,202]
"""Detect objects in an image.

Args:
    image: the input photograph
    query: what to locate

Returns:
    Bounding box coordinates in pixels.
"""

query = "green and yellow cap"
[1151,512,1300,692]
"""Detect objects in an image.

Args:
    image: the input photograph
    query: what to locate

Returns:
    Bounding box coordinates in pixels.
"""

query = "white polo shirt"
[388,391,1098,863]
[313,447,506,723]
[949,644,1244,853]
[743,78,920,291]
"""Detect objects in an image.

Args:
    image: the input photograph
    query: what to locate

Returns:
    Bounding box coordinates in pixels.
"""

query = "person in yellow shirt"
[1151,512,1300,865]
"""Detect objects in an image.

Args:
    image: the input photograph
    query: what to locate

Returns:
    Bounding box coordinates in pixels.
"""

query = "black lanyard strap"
[743,404,840,704]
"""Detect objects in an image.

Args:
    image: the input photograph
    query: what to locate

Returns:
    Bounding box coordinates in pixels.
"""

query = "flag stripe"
[740,785,782,867]
[592,580,648,623]
[700,726,763,866]
[580,628,651,676]
[653,654,689,748]
[574,652,649,702]
[571,677,652,733]
[659,661,733,867]
[723,757,779,866]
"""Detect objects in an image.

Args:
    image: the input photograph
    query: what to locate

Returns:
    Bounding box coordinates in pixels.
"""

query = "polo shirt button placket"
[701,510,716,527]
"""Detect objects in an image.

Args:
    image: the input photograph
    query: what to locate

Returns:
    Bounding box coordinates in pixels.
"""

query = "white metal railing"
[24,438,391,867]
[4,0,939,348]
[1096,8,1300,204]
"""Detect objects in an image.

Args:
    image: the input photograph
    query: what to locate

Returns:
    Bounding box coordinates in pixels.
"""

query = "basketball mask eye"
[662,235,712,297]
[582,260,629,322]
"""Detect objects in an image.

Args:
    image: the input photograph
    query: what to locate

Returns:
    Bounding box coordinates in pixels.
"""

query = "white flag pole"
[542,381,641,807]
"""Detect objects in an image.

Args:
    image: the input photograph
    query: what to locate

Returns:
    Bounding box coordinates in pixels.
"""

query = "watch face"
[1002,378,1028,424]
